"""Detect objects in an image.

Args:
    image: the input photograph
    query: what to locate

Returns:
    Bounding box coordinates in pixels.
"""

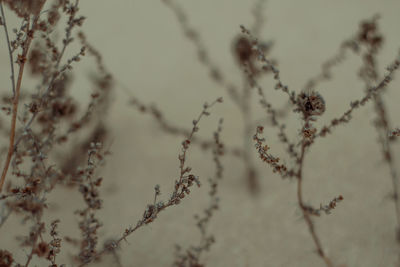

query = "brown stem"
[0,3,16,97]
[0,47,26,192]
[297,142,333,267]
[0,7,44,192]
[241,82,259,193]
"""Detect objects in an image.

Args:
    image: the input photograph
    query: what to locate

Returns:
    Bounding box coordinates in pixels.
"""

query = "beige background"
[1,0,400,266]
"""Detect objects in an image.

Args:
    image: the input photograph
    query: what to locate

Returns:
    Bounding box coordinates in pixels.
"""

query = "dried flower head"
[233,36,254,64]
[296,91,326,117]
[358,17,383,49]
[3,0,46,18]
[0,250,13,266]
[389,128,400,138]
[34,241,50,258]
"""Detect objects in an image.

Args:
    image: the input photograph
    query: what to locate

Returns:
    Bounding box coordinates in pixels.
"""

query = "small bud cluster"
[389,128,400,138]
[253,126,290,178]
[303,195,344,216]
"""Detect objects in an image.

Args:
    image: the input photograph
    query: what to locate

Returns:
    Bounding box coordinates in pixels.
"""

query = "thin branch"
[13,0,81,149]
[317,51,400,139]
[162,0,241,106]
[296,128,333,267]
[78,97,223,266]
[245,68,297,159]
[0,4,45,192]
[355,16,400,240]
[251,0,267,36]
[0,3,16,97]
[240,25,297,105]
[302,38,359,91]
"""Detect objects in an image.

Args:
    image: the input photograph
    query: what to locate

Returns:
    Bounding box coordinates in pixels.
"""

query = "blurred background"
[1,0,400,266]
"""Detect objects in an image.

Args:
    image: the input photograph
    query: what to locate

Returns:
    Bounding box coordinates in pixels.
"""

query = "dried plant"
[0,1,399,267]
[241,16,400,266]
[133,0,278,193]
[77,98,222,267]
[391,128,400,138]
[173,118,224,267]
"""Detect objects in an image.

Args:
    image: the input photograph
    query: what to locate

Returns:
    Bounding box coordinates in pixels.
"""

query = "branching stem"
[297,131,333,267]
[0,4,45,192]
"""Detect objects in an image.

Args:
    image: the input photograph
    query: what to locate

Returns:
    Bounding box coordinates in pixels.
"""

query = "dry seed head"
[297,91,326,117]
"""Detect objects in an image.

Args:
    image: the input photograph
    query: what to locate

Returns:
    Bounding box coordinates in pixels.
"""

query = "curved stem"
[297,141,333,267]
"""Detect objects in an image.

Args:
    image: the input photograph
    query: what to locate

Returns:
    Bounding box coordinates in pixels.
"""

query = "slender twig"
[251,0,267,36]
[240,25,297,105]
[0,204,11,228]
[355,17,400,239]
[296,128,333,267]
[24,223,41,267]
[317,51,400,139]
[377,105,400,230]
[13,0,81,149]
[0,3,16,97]
[78,98,222,266]
[0,5,45,192]
[301,38,358,92]
[120,82,243,158]
[162,0,241,106]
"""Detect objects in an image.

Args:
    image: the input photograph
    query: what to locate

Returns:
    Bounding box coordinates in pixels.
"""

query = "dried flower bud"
[297,91,326,116]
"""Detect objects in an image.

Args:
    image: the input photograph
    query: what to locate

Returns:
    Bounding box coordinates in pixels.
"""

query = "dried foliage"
[157,0,277,193]
[174,118,224,267]
[241,14,400,267]
[0,1,399,267]
[0,0,224,265]
[391,128,400,138]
